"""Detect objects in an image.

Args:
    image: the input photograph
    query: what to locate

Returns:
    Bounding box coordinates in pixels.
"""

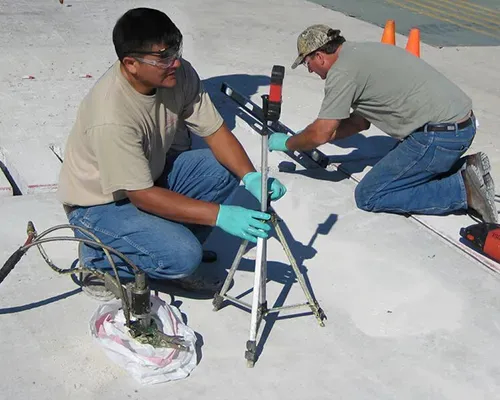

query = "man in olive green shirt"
[269,24,497,223]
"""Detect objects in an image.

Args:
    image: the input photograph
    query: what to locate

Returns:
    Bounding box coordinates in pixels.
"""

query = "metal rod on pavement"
[247,96,270,366]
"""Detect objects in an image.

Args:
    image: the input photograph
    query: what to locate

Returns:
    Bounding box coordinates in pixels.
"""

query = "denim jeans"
[354,121,476,215]
[68,149,239,280]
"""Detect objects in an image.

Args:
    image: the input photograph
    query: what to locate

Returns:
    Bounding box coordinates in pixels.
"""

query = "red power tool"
[460,223,500,263]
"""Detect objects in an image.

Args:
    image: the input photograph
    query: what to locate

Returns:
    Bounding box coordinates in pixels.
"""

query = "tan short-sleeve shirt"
[57,59,223,206]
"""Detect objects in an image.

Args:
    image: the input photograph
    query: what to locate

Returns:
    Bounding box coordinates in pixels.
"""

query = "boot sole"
[465,164,498,223]
[468,152,495,195]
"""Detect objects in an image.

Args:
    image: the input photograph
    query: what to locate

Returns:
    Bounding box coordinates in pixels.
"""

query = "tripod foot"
[245,340,257,367]
[212,292,224,311]
[313,304,327,327]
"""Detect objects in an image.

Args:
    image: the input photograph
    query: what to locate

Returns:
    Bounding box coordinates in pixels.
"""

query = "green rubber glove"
[268,132,290,152]
[242,172,287,202]
[216,205,271,243]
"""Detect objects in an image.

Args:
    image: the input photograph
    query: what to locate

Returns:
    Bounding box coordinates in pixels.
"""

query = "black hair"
[112,8,183,61]
[317,29,346,54]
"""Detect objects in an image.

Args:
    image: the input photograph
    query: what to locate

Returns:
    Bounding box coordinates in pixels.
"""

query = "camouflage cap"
[291,24,339,69]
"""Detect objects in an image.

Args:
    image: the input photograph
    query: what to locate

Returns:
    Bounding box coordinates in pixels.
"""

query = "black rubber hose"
[0,248,26,285]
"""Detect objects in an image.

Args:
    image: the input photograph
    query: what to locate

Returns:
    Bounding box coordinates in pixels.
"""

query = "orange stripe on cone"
[381,19,396,45]
[406,28,420,57]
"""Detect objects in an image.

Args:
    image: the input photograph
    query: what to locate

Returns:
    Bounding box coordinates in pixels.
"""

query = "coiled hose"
[0,221,141,326]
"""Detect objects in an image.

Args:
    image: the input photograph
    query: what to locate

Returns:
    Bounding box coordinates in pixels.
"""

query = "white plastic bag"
[89,295,197,384]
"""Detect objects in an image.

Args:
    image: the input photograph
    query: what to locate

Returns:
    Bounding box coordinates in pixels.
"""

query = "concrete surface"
[1,0,500,398]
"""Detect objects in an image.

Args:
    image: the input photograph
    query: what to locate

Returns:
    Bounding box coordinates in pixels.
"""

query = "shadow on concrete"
[170,297,205,365]
[254,213,336,361]
[328,133,398,174]
[203,73,270,131]
[284,165,351,183]
[204,186,337,361]
[0,287,82,314]
[193,332,205,365]
[281,133,396,183]
[0,256,82,314]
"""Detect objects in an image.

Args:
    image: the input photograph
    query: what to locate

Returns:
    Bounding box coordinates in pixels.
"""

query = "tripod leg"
[213,239,248,311]
[245,107,272,367]
[259,121,270,313]
[246,236,267,367]
[272,215,326,326]
[260,236,267,310]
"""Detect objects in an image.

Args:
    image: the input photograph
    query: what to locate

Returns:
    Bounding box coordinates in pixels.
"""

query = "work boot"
[463,163,498,223]
[148,274,225,299]
[466,152,495,196]
[202,250,217,263]
[170,274,223,294]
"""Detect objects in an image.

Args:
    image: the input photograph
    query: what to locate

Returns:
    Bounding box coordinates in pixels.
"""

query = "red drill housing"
[460,222,500,263]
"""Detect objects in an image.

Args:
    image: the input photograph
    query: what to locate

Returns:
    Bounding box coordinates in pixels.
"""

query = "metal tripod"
[212,93,326,367]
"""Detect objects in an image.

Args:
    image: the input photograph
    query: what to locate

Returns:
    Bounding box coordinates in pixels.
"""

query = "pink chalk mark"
[27,183,58,189]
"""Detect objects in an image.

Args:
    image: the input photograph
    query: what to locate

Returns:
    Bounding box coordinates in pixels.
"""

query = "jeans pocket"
[69,207,99,239]
[68,207,86,225]
[426,144,469,175]
[402,133,430,156]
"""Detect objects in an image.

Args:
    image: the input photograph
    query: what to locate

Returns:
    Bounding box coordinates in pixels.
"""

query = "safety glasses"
[129,44,183,69]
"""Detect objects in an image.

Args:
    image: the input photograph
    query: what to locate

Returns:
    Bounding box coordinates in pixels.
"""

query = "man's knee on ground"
[354,181,376,212]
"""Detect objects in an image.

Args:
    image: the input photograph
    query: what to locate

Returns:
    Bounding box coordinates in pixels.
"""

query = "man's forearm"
[127,186,219,226]
[286,115,370,151]
[334,115,370,140]
[286,119,340,151]
[205,123,255,179]
[286,126,326,151]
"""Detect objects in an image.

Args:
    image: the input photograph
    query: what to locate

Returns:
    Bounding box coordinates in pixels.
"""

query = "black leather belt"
[416,111,474,132]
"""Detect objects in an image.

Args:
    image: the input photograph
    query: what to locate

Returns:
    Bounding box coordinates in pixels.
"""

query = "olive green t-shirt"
[318,42,472,139]
[57,59,223,206]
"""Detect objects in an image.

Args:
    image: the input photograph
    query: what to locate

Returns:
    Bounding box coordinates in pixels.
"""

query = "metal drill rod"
[260,120,271,307]
[248,114,270,347]
[246,96,274,367]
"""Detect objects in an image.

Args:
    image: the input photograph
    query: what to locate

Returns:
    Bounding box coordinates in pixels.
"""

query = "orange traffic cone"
[381,20,396,45]
[406,28,420,57]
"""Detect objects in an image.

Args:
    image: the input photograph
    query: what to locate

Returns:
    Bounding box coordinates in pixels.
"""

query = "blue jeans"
[68,149,239,280]
[354,122,476,215]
